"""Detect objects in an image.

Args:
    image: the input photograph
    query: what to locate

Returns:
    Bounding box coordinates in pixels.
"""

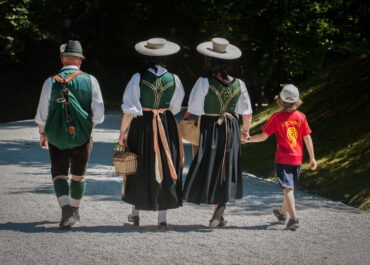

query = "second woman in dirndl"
[183,38,253,227]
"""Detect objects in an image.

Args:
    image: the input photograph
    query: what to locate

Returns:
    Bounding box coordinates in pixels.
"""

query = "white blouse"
[121,65,185,116]
[188,77,253,115]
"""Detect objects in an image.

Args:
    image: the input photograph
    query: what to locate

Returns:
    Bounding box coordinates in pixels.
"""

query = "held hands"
[241,129,249,144]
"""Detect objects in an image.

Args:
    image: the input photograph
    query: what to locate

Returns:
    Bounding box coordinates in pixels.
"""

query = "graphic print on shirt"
[287,127,298,147]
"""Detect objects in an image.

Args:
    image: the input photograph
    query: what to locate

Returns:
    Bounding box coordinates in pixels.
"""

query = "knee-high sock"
[131,205,140,217]
[158,210,167,223]
[70,180,86,207]
[53,178,69,208]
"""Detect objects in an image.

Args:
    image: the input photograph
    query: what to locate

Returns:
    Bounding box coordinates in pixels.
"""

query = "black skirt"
[122,110,183,211]
[183,115,243,204]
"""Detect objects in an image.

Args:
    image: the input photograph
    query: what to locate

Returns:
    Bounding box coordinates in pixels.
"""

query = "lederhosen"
[122,70,184,211]
[183,76,243,204]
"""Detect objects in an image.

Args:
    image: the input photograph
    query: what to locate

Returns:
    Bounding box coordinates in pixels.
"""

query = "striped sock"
[53,178,69,207]
[70,180,86,207]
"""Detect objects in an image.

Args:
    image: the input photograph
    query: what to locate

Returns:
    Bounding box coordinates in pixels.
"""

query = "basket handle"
[118,144,131,152]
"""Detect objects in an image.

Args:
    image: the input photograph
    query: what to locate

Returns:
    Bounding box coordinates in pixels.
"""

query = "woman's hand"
[40,134,48,150]
[118,131,127,146]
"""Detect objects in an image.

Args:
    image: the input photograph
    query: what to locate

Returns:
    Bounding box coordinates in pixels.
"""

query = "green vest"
[139,71,175,109]
[204,77,241,114]
[45,68,93,150]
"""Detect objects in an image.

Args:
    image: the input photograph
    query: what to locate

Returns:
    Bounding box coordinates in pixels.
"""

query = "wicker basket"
[113,146,138,175]
[178,119,200,146]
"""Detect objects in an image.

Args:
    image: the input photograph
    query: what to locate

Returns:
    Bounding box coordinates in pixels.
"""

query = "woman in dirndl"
[183,38,253,227]
[118,38,185,231]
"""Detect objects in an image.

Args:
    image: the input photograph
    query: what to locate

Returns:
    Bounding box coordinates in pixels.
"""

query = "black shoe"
[60,205,77,227]
[158,222,168,232]
[218,217,227,227]
[286,218,299,231]
[128,214,140,226]
[209,205,226,228]
[273,209,287,224]
[58,223,71,231]
[71,207,80,222]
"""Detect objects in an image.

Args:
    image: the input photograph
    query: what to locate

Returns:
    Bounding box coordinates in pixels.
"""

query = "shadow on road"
[0,221,284,234]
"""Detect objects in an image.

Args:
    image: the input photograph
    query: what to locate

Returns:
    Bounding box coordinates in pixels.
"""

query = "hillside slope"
[242,56,370,210]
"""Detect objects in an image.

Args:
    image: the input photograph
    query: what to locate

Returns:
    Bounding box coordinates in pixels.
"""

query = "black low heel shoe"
[128,214,140,226]
[209,204,226,228]
[158,222,168,232]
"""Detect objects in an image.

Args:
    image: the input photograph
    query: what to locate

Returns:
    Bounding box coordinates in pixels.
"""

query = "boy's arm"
[243,132,269,144]
[303,135,317,170]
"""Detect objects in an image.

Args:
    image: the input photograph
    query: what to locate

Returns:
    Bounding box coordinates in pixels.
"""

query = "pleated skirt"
[122,110,183,211]
[183,115,243,204]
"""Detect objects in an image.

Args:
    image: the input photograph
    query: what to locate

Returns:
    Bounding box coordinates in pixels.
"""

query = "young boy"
[243,84,317,230]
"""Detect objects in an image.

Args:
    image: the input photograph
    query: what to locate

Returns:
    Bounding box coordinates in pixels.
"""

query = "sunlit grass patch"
[241,56,370,210]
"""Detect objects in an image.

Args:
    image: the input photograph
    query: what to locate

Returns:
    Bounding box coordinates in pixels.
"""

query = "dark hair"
[207,57,233,81]
[138,54,167,74]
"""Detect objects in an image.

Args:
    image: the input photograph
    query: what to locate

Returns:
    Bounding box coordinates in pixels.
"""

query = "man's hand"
[40,134,48,150]
[310,158,317,170]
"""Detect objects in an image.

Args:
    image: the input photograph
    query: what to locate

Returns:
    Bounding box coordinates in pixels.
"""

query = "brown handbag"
[113,145,138,175]
[178,116,201,146]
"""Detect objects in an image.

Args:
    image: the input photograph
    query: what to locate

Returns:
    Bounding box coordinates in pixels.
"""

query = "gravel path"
[0,112,369,265]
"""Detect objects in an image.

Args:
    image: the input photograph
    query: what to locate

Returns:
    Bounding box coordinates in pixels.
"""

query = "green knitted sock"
[53,178,70,207]
[53,178,69,198]
[70,180,86,207]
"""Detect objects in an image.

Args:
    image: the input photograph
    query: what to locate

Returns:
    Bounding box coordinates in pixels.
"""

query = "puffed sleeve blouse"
[121,65,185,117]
[187,77,253,115]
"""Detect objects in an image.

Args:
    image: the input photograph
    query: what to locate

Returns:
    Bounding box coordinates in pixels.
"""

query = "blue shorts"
[275,163,302,189]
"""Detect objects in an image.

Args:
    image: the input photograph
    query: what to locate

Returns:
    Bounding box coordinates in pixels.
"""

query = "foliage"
[0,0,39,62]
[0,0,369,122]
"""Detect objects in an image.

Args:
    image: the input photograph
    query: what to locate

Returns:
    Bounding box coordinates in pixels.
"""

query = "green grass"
[241,56,370,210]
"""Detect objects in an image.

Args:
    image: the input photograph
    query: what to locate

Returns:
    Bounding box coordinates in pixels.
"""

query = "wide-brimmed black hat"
[60,40,85,59]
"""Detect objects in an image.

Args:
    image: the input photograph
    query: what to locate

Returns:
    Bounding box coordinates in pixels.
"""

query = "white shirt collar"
[61,65,80,70]
[148,65,167,76]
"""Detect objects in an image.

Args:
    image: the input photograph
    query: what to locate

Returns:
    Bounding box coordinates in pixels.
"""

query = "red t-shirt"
[262,110,311,165]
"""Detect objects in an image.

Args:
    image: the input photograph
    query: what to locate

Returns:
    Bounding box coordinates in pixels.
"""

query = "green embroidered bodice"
[139,71,175,109]
[204,77,241,114]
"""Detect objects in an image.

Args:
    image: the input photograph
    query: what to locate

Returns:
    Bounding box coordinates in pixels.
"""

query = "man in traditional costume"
[35,40,105,230]
[183,38,253,227]
[118,38,185,231]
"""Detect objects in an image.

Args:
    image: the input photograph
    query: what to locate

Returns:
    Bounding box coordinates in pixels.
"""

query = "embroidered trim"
[208,83,241,114]
[141,77,174,109]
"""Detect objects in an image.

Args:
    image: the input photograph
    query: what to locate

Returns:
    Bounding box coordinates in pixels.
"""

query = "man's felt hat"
[196,38,242,60]
[60,40,85,59]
